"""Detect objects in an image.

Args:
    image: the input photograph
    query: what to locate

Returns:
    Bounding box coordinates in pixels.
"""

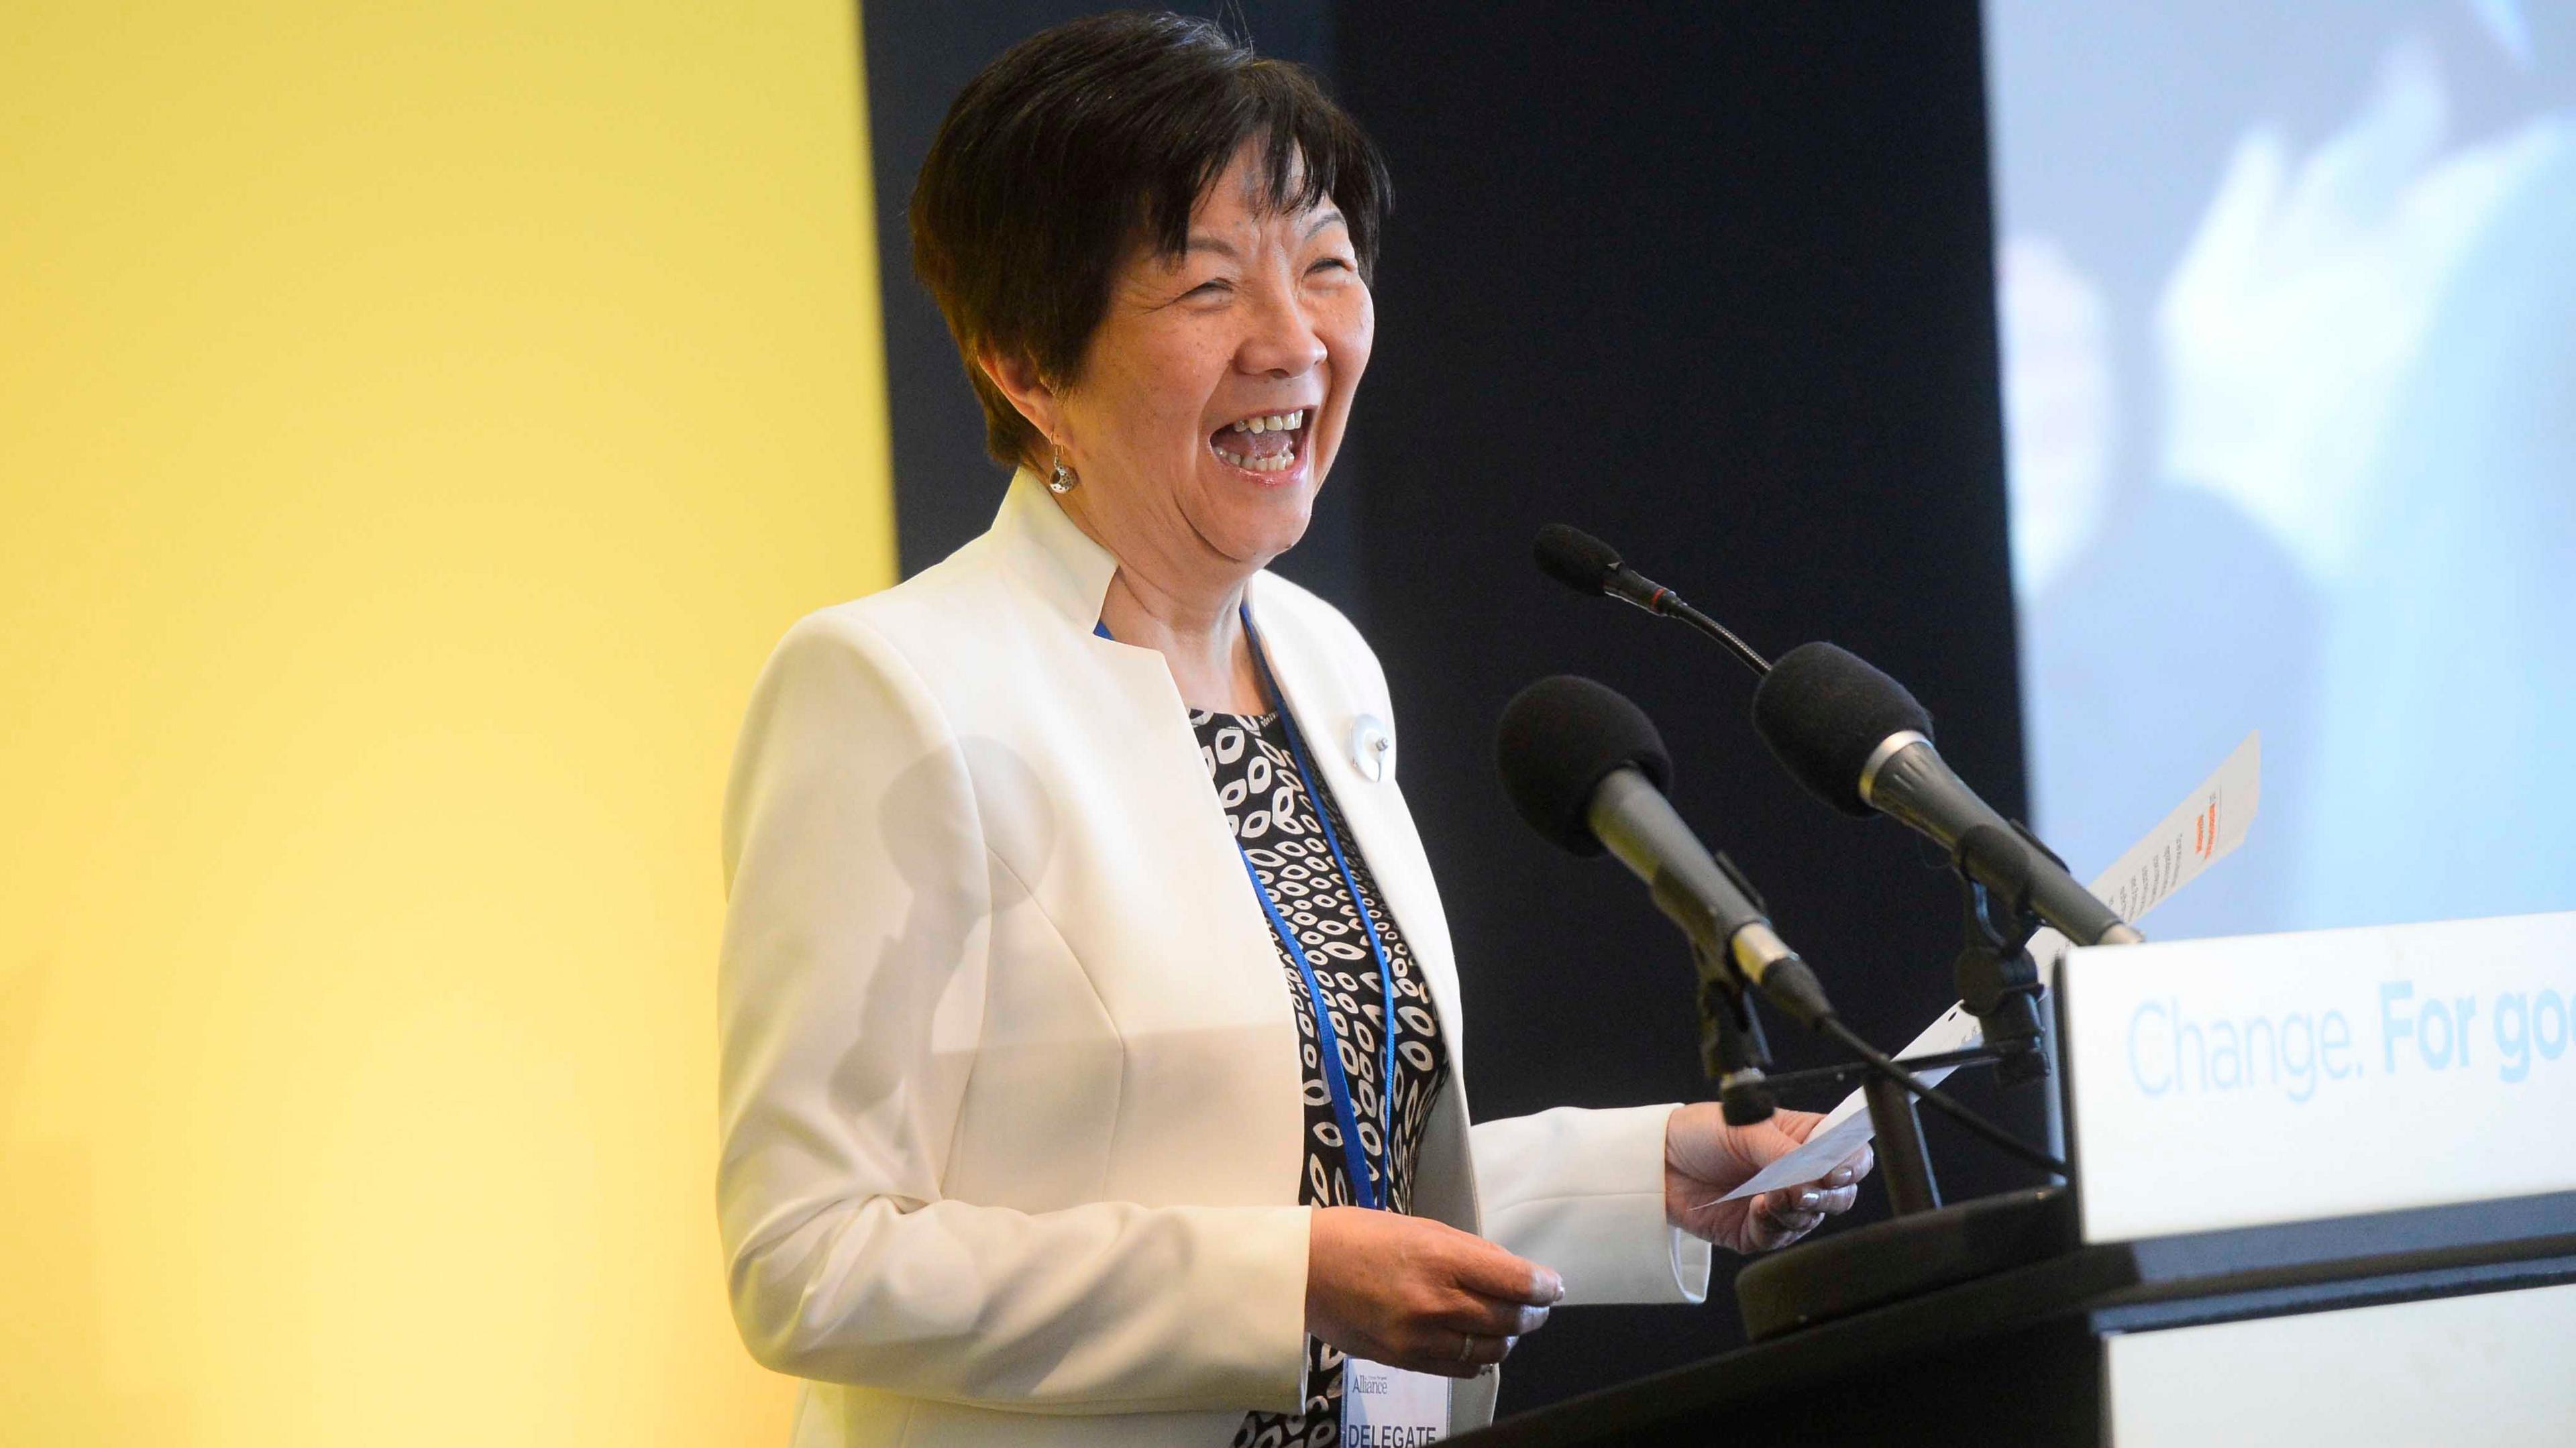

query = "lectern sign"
[2061,911,2576,1244]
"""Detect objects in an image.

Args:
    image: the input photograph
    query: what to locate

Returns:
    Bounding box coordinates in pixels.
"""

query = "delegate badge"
[1342,1357,1450,1446]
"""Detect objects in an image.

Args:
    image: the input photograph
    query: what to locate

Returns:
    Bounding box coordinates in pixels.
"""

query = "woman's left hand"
[1663,1103,1872,1254]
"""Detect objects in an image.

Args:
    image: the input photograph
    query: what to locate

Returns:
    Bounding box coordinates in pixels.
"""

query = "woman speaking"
[716,14,1870,1447]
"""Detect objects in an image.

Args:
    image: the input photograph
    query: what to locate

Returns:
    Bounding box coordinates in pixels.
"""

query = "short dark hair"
[909,11,1391,470]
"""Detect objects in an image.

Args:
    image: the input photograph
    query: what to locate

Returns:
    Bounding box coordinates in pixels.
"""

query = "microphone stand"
[1691,940,1778,1127]
[1688,926,2067,1190]
[1953,823,2059,1088]
[1720,854,2091,1344]
[1696,938,1977,1217]
[1715,847,2060,1221]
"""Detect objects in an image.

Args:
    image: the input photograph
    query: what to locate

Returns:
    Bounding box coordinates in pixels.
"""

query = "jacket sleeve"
[1470,1106,1711,1306]
[716,612,1311,1413]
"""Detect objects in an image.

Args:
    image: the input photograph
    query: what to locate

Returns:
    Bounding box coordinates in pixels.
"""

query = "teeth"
[1212,410,1308,473]
[1226,410,1306,435]
[1212,439,1301,471]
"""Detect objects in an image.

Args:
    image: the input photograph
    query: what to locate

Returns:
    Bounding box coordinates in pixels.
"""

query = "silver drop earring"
[1047,441,1078,495]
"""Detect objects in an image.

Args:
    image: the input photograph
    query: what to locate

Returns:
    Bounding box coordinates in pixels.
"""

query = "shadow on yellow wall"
[0,3,894,1441]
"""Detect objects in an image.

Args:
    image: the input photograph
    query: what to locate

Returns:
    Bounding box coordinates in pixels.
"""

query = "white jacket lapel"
[1246,577,1469,1084]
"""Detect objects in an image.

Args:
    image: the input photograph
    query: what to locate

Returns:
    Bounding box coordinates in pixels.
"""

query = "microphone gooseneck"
[1530,524,1772,677]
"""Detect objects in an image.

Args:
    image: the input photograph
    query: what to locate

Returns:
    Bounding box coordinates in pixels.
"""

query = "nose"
[1236,276,1326,380]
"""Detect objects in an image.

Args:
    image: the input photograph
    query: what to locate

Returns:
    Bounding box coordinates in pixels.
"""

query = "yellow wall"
[0,2,893,1442]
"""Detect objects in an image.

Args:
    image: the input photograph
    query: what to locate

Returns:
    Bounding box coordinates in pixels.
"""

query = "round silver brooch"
[1349,714,1393,783]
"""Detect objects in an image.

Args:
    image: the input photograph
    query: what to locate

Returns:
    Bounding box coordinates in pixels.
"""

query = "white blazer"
[718,472,1711,1448]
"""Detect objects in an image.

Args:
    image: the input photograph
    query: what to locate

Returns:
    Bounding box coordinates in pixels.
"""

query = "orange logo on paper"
[2194,800,2218,860]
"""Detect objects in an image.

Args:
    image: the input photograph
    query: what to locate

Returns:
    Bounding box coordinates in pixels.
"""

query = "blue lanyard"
[1095,608,1402,1209]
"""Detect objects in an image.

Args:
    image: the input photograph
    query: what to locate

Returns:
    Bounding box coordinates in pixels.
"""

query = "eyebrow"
[1181,209,1350,258]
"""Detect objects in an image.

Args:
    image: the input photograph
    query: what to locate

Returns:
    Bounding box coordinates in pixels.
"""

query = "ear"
[977,347,1064,458]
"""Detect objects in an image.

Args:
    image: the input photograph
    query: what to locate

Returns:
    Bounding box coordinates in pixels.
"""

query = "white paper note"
[1717,732,2261,1202]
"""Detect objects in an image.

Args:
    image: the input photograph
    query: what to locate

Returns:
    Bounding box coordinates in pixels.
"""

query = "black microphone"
[1532,525,1771,677]
[1499,671,2077,1175]
[1750,643,2144,948]
[1495,674,1833,1025]
[1533,524,1678,616]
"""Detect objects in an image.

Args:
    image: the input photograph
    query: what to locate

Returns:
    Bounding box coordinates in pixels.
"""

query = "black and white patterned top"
[1195,709,1453,1448]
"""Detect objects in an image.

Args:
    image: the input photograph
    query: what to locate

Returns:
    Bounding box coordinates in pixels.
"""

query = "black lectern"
[1455,910,2576,1446]
[1452,1189,2576,1447]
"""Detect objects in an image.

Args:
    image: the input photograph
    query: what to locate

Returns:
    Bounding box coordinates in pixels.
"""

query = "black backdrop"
[861,0,2043,1414]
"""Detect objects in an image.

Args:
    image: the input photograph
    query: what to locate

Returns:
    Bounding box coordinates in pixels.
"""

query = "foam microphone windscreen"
[1749,643,1934,817]
[1495,675,1674,856]
[1532,524,1623,596]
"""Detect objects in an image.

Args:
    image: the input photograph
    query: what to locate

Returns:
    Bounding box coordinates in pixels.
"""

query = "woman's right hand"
[1305,1205,1564,1378]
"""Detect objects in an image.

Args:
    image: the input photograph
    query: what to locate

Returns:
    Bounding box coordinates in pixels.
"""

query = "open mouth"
[1208,408,1310,477]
